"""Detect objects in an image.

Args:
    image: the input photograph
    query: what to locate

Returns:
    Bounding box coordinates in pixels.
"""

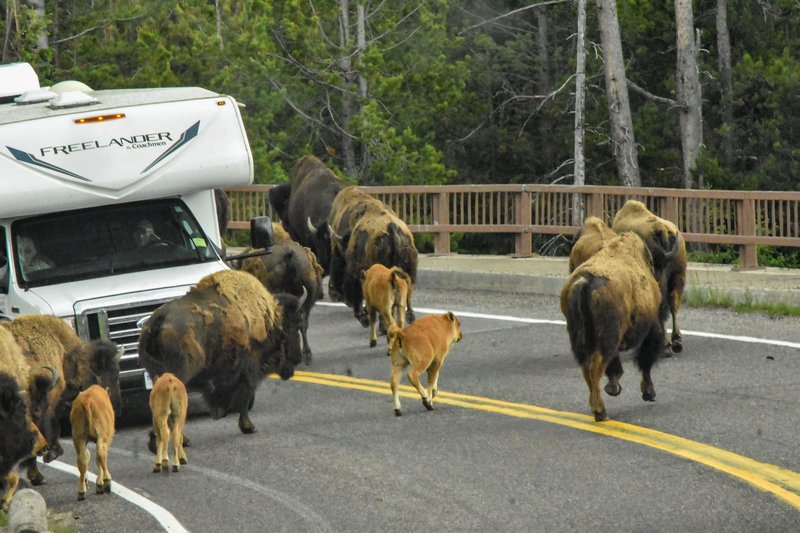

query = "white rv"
[0,63,268,394]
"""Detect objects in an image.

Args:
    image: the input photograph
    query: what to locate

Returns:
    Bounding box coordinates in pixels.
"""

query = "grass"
[683,287,800,318]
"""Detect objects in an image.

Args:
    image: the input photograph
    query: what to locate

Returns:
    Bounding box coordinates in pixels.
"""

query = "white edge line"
[39,458,189,533]
[317,302,800,350]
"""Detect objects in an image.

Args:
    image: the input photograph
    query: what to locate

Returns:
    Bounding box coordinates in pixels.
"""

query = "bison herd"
[0,154,687,517]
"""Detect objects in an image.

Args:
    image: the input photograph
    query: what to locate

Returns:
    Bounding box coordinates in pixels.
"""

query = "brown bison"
[149,373,188,473]
[361,264,412,347]
[0,326,57,510]
[612,200,687,353]
[70,385,115,501]
[387,312,462,417]
[238,240,323,364]
[569,216,617,272]
[560,232,666,421]
[1,315,121,486]
[138,270,305,434]
[327,187,418,326]
[267,155,349,273]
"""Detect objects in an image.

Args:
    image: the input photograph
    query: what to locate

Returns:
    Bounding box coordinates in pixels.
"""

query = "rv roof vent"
[48,91,99,109]
[14,87,57,105]
[50,80,93,94]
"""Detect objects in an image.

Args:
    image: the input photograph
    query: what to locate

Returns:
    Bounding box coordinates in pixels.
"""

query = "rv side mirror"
[250,216,274,250]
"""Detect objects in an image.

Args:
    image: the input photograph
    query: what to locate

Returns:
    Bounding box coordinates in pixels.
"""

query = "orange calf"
[387,312,462,416]
[70,385,115,501]
[149,373,188,473]
[361,264,412,347]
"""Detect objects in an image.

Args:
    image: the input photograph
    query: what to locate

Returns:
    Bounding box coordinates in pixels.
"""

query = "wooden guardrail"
[224,184,800,269]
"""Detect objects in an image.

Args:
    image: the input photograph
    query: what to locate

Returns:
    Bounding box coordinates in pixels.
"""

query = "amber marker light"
[74,113,126,124]
[216,100,226,106]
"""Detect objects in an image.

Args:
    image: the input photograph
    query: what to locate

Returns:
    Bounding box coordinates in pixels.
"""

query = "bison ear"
[446,311,455,322]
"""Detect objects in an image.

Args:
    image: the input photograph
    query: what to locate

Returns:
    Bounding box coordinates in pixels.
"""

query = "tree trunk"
[215,0,224,50]
[536,7,554,170]
[595,0,641,187]
[716,0,733,169]
[356,3,370,173]
[573,0,587,224]
[675,0,703,189]
[336,0,358,178]
[24,0,48,50]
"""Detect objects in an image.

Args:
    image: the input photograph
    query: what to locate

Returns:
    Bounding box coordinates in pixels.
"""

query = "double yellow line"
[289,370,800,510]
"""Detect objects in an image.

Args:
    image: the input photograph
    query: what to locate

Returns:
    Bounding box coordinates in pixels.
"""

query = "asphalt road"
[29,287,800,532]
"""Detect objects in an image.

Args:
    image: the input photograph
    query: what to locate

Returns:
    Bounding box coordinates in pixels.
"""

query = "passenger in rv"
[17,236,54,274]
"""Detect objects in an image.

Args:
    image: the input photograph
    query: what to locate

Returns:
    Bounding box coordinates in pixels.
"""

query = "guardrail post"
[586,191,604,221]
[736,198,759,270]
[513,187,533,257]
[432,191,451,255]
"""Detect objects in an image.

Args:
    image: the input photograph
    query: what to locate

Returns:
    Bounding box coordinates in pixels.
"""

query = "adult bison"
[560,232,666,421]
[138,270,305,434]
[327,187,418,327]
[238,240,323,364]
[612,200,687,354]
[267,155,349,273]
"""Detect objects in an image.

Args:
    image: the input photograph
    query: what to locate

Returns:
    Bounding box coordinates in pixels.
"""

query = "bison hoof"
[671,338,683,353]
[182,434,191,448]
[304,351,313,365]
[394,409,402,417]
[604,383,622,396]
[642,390,656,402]
[210,407,227,420]
[370,339,377,348]
[172,465,179,473]
[104,482,112,494]
[357,316,370,328]
[96,485,104,495]
[153,464,161,473]
[593,410,609,422]
[239,420,257,434]
[28,473,45,486]
[422,398,434,411]
[179,458,188,465]
[77,492,86,502]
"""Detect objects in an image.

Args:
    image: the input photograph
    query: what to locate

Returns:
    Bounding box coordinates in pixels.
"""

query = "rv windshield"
[13,199,219,287]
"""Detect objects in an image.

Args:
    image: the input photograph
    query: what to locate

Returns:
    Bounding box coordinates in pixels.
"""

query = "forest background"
[3,0,800,261]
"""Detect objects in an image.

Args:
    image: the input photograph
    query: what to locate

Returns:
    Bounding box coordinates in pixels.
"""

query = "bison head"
[88,340,124,417]
[307,217,332,273]
[264,288,307,380]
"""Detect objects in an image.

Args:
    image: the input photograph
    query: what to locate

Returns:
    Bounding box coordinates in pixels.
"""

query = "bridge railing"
[224,184,800,269]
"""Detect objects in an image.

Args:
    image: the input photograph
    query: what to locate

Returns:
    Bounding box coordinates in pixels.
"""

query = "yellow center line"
[277,370,800,510]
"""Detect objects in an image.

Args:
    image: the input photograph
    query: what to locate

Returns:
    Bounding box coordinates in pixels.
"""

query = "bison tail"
[565,275,598,360]
[138,314,171,379]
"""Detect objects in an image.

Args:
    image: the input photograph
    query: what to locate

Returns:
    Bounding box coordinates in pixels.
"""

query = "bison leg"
[153,418,170,473]
[390,363,405,416]
[1,472,19,512]
[636,325,663,402]
[407,367,433,411]
[581,353,609,422]
[604,357,624,396]
[21,457,45,486]
[96,439,112,494]
[427,359,442,400]
[302,313,313,365]
[75,440,89,500]
[229,386,257,434]
[368,307,379,347]
[173,413,188,470]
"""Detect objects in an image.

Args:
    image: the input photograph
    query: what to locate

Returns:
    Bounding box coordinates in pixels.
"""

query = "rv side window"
[12,199,218,287]
[0,229,8,294]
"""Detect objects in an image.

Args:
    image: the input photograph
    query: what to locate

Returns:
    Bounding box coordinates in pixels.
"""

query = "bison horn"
[307,217,318,235]
[328,224,343,243]
[43,365,60,392]
[297,286,308,309]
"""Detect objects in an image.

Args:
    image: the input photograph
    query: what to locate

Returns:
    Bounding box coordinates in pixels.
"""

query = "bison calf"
[149,373,188,473]
[361,264,412,347]
[387,312,462,416]
[560,232,665,421]
[70,385,115,501]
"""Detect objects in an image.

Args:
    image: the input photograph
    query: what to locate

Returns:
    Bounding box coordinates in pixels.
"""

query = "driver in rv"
[18,236,54,275]
[133,220,167,249]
